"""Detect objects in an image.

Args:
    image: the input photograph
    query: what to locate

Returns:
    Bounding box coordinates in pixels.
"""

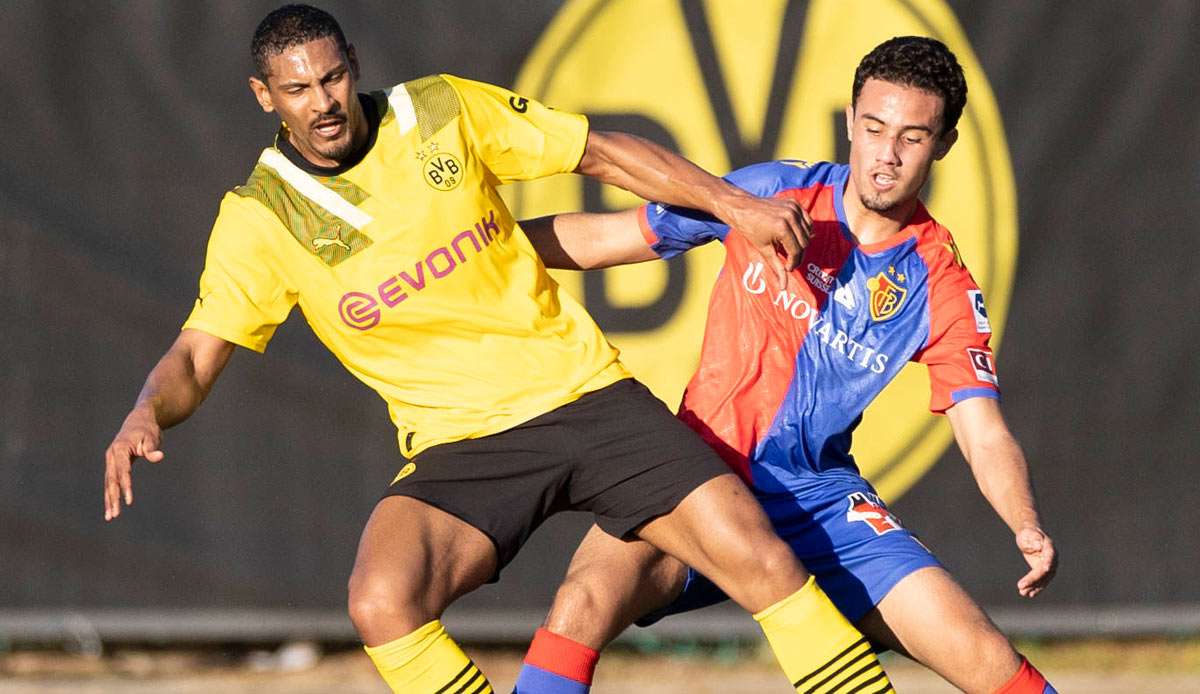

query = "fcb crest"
[865,266,908,321]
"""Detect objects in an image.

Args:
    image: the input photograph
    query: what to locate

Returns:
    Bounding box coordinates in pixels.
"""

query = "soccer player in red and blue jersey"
[517,37,1057,694]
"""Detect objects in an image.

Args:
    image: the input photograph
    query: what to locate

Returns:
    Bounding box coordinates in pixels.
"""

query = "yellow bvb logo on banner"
[507,0,1018,500]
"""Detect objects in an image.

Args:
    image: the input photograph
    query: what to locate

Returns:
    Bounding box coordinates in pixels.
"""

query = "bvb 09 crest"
[508,0,1018,500]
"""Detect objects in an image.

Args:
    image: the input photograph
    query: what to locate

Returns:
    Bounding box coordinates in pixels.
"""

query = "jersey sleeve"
[181,194,297,352]
[637,160,815,259]
[913,236,1001,412]
[447,75,589,184]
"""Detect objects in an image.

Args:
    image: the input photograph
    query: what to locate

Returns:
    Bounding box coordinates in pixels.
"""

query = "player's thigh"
[635,473,808,610]
[545,524,687,649]
[861,565,1019,688]
[350,495,496,624]
[559,379,803,608]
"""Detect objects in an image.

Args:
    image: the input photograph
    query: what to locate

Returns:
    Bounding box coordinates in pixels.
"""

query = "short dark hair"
[251,4,348,79]
[851,36,967,134]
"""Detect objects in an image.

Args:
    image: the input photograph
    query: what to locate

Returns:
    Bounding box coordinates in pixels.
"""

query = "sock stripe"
[840,669,891,694]
[458,668,488,694]
[828,660,884,693]
[800,651,875,694]
[792,637,870,690]
[432,661,481,694]
[807,656,879,694]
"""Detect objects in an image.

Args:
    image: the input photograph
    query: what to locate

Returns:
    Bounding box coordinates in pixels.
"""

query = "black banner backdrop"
[2,1,1197,640]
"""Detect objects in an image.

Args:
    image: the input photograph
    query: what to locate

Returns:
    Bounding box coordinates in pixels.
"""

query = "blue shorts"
[639,474,940,626]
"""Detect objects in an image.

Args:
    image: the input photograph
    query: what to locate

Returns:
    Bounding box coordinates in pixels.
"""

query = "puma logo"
[391,462,417,485]
[312,235,351,251]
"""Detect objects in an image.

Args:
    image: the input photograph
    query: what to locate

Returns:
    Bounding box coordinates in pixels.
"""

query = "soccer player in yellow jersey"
[102,5,894,692]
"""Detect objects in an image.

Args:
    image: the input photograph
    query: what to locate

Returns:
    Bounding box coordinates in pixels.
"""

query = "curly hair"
[251,4,348,79]
[851,36,967,134]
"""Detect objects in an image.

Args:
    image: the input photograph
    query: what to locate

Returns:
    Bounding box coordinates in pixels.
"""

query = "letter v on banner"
[510,0,1019,500]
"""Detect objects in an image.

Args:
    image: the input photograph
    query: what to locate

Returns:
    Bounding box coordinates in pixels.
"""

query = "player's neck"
[841,183,917,246]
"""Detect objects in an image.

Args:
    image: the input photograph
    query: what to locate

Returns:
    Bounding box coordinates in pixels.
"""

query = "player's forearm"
[963,431,1043,534]
[127,352,207,430]
[523,210,654,270]
[126,333,232,430]
[577,131,749,225]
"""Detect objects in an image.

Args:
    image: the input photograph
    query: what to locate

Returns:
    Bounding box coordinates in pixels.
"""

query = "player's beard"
[308,119,358,162]
[315,132,358,162]
[860,190,900,213]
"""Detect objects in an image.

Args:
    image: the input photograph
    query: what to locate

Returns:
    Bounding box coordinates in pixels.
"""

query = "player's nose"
[875,137,900,164]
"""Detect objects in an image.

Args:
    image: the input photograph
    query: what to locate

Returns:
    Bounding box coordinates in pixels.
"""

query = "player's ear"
[844,104,855,142]
[934,127,958,160]
[249,75,275,114]
[347,44,360,81]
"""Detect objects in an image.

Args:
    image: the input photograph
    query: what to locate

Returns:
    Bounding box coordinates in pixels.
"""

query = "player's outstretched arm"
[522,209,656,271]
[947,397,1058,598]
[103,329,235,521]
[576,130,809,285]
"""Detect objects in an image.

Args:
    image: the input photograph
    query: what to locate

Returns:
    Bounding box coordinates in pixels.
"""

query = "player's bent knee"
[549,579,601,615]
[745,537,806,586]
[347,572,428,637]
[544,587,595,635]
[709,538,807,612]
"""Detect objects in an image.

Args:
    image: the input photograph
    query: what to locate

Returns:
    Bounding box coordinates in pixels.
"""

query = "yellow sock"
[363,620,493,693]
[754,576,893,693]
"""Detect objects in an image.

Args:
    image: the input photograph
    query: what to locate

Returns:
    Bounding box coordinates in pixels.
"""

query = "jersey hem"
[180,320,268,354]
[934,386,1000,413]
[564,113,590,174]
[637,204,659,248]
[402,364,632,457]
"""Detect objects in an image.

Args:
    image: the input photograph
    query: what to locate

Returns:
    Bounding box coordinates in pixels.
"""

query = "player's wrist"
[707,182,753,226]
[1014,520,1044,536]
[124,400,163,431]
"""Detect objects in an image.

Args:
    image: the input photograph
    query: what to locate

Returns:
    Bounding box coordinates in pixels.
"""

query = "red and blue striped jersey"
[639,161,999,493]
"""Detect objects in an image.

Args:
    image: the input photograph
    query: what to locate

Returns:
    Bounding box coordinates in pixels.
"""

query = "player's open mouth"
[313,118,346,138]
[871,172,898,190]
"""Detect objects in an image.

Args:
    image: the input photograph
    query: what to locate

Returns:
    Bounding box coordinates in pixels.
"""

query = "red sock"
[523,628,599,685]
[995,657,1055,694]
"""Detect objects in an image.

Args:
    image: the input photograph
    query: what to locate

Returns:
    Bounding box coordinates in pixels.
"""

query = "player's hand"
[1015,526,1057,598]
[104,410,165,521]
[718,193,811,287]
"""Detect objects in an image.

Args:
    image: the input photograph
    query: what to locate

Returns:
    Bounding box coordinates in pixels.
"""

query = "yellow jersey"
[183,74,629,456]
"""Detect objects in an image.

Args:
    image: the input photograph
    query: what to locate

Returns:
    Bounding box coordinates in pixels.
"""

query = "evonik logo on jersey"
[742,261,891,374]
[338,210,503,330]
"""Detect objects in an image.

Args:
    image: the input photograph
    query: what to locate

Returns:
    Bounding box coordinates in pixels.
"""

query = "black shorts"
[382,378,729,576]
